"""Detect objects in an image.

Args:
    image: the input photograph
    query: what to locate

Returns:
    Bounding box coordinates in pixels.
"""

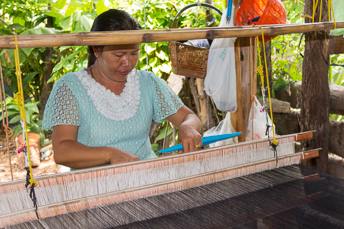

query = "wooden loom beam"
[1,150,319,227]
[0,22,342,49]
[0,131,317,227]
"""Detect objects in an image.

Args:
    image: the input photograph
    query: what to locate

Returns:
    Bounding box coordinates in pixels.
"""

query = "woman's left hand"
[178,123,202,153]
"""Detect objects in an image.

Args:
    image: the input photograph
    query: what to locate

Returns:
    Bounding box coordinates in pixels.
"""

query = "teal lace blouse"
[43,69,184,160]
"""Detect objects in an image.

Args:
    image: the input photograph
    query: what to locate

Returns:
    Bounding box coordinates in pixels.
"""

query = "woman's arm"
[52,125,138,169]
[166,106,202,152]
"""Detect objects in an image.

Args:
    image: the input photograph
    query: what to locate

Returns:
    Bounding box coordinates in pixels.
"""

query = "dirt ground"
[0,139,61,183]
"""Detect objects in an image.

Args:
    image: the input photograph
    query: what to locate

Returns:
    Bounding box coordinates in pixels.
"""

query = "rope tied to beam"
[256,31,279,165]
[0,57,14,181]
[13,35,39,219]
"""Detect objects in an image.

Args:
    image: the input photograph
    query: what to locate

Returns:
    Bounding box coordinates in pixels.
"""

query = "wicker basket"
[169,3,222,78]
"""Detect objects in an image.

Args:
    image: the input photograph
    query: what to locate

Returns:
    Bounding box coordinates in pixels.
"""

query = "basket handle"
[170,3,222,28]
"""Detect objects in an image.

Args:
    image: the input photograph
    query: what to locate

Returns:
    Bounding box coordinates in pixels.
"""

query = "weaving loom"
[1,131,333,228]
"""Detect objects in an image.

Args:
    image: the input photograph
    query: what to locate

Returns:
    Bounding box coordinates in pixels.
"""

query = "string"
[0,56,14,180]
[330,0,336,29]
[319,0,323,22]
[328,0,332,21]
[256,37,266,107]
[312,0,319,23]
[260,31,277,146]
[256,32,278,165]
[13,35,39,218]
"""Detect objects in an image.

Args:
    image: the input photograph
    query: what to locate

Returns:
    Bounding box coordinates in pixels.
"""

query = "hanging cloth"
[204,5,236,112]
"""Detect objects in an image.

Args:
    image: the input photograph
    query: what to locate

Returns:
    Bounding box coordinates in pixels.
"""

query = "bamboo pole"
[0,22,343,48]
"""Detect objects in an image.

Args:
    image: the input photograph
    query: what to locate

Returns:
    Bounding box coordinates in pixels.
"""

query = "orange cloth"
[235,0,286,26]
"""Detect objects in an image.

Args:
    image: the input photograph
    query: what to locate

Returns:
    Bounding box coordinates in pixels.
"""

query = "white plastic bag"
[204,6,236,112]
[204,112,238,147]
[246,97,275,141]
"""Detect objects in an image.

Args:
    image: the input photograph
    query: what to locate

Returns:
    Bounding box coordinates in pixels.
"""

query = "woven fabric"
[43,70,184,159]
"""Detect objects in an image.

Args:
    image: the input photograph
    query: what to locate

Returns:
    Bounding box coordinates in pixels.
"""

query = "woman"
[43,9,202,169]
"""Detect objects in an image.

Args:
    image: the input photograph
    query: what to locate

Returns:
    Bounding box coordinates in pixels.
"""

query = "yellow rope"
[255,38,265,97]
[312,0,319,23]
[13,35,37,186]
[330,0,336,29]
[328,0,332,21]
[319,0,323,22]
[260,32,278,146]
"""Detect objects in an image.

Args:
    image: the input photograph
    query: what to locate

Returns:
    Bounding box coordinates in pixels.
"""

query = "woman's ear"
[92,46,103,58]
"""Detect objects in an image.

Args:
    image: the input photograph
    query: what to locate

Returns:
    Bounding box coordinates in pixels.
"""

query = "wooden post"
[301,0,330,172]
[231,0,257,142]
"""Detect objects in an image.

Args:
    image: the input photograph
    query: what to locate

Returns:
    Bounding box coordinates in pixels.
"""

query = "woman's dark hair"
[88,9,141,67]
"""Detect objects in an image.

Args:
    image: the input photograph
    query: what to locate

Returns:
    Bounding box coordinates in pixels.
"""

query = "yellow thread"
[255,37,265,92]
[319,0,323,22]
[328,0,331,21]
[331,0,336,29]
[13,35,37,186]
[304,14,313,20]
[312,0,319,23]
[260,32,277,145]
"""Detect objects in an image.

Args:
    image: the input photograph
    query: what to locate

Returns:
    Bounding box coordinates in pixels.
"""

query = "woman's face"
[94,44,140,80]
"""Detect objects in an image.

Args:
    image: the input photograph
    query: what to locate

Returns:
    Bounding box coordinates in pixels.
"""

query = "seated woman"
[43,9,202,169]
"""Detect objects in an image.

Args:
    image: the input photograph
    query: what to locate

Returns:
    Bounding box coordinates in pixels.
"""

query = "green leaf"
[65,1,78,17]
[23,72,38,86]
[149,57,158,67]
[13,17,26,26]
[74,15,93,32]
[25,102,39,113]
[5,110,19,117]
[52,0,67,9]
[22,27,60,35]
[144,44,156,55]
[151,143,159,153]
[154,126,173,143]
[160,63,171,73]
[9,115,21,124]
[6,105,19,111]
[96,0,108,15]
[152,67,160,75]
[59,16,73,31]
[156,49,169,61]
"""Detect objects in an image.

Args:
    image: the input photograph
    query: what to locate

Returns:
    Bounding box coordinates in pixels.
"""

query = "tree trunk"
[259,41,272,92]
[301,0,330,172]
[39,14,54,118]
[205,0,215,26]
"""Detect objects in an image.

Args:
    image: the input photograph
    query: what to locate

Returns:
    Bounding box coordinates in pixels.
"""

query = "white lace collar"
[75,69,141,121]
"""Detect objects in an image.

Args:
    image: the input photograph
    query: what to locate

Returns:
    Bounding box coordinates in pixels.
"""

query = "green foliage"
[272,0,344,94]
[0,97,41,136]
[130,0,222,78]
[329,54,344,85]
[329,54,344,121]
[270,0,304,94]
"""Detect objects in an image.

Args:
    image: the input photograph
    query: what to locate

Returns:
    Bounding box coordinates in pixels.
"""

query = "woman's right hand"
[110,150,139,165]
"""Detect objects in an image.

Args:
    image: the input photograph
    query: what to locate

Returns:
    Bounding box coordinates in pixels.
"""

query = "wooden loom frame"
[0,22,342,48]
[0,22,342,227]
[0,131,318,227]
